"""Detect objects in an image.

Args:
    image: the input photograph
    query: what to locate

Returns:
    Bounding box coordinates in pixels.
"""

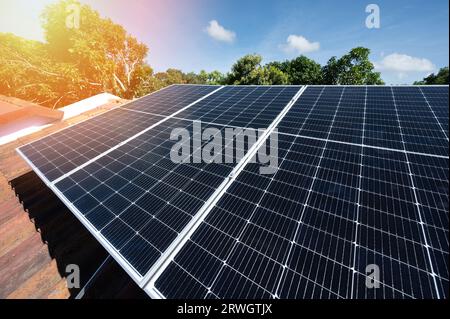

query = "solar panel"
[122,85,220,116]
[277,86,448,156]
[149,86,448,299]
[16,84,448,299]
[392,86,448,156]
[18,84,304,285]
[18,109,167,181]
[18,85,222,182]
[174,86,301,128]
[53,118,243,277]
[419,86,449,135]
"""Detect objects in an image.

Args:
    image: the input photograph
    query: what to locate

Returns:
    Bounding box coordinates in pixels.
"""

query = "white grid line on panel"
[50,86,225,185]
[179,87,326,299]
[144,86,308,297]
[274,87,347,298]
[277,132,448,160]
[390,86,441,298]
[418,86,449,141]
[350,86,367,298]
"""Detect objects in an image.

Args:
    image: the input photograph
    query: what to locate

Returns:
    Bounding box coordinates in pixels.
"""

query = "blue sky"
[0,0,448,84]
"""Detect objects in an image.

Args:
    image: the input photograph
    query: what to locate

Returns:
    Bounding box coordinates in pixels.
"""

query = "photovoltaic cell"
[278,86,448,157]
[391,86,448,156]
[18,84,302,283]
[156,135,357,298]
[408,154,449,291]
[154,86,448,299]
[122,85,220,116]
[18,109,167,182]
[18,85,221,182]
[16,84,448,299]
[277,86,345,139]
[353,147,442,298]
[175,86,300,128]
[419,86,449,135]
[155,133,447,298]
[328,87,365,144]
[53,118,256,276]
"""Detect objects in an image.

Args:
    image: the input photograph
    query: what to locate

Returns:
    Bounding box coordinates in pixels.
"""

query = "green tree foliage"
[225,54,288,85]
[181,70,225,85]
[262,66,289,85]
[414,67,449,85]
[149,68,226,87]
[322,47,384,85]
[42,0,150,99]
[204,70,226,85]
[269,56,322,84]
[154,69,185,86]
[225,54,263,84]
[226,49,383,86]
[0,0,152,107]
[0,33,85,107]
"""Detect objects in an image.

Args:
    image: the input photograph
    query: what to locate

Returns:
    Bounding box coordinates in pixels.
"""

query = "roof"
[0,93,124,146]
[0,95,147,299]
[0,95,62,121]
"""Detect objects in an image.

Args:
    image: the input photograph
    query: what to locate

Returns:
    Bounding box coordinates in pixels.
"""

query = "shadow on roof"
[9,171,148,299]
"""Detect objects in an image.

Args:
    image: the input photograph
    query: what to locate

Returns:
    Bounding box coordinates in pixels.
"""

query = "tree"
[1,4,389,111]
[0,33,85,107]
[42,0,150,100]
[129,64,160,97]
[225,54,288,85]
[181,70,225,85]
[225,54,263,84]
[322,47,384,85]
[321,57,340,85]
[262,66,289,85]
[414,67,449,85]
[270,56,322,84]
[206,70,226,85]
[183,71,204,84]
[0,0,154,107]
[154,68,185,86]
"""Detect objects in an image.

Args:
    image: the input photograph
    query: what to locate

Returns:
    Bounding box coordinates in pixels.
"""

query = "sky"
[0,0,448,84]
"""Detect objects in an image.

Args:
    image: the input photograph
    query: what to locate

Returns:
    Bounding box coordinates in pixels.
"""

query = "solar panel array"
[55,118,239,276]
[19,109,164,181]
[152,86,448,299]
[174,86,300,128]
[17,84,448,299]
[18,85,220,182]
[18,85,301,283]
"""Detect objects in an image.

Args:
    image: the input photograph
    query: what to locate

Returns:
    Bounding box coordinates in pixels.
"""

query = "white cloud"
[205,20,236,43]
[282,35,320,54]
[374,53,435,72]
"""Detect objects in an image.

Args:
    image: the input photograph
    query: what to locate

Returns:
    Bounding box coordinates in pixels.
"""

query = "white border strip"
[75,255,112,299]
[51,86,224,185]
[143,86,308,298]
[278,132,449,159]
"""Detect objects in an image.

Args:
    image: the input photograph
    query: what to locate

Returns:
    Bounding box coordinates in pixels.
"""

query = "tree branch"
[113,73,126,92]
